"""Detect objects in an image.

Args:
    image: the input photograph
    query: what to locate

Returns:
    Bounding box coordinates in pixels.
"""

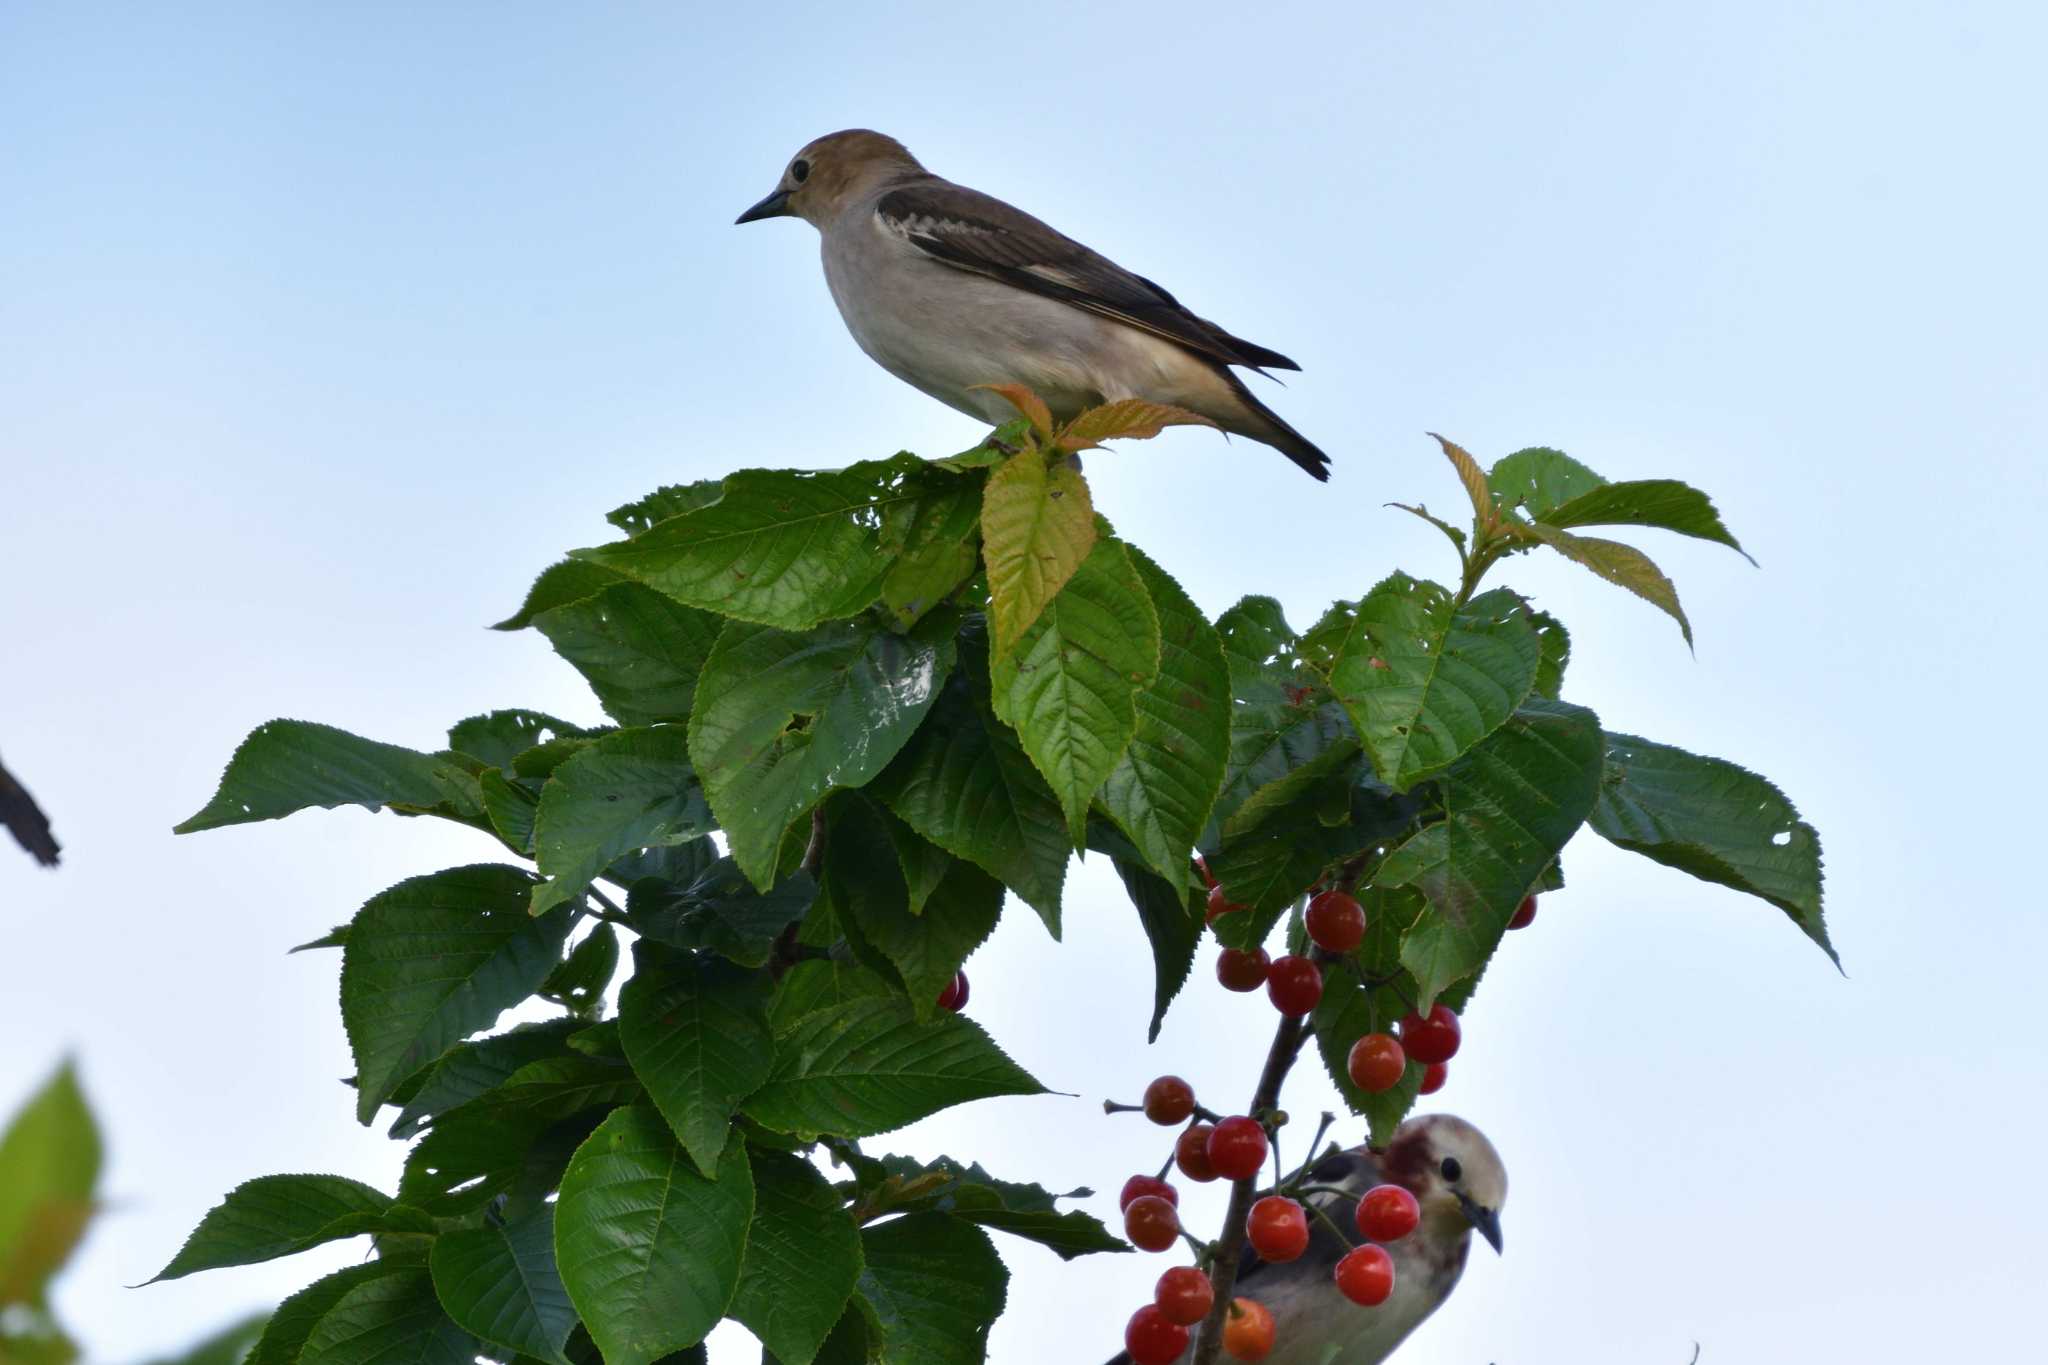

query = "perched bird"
[736,130,1332,480]
[1107,1114,1507,1365]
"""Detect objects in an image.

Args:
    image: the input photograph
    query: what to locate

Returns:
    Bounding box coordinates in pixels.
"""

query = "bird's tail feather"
[1219,367,1332,481]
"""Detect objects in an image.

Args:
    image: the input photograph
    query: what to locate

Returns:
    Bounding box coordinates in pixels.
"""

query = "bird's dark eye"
[1440,1157,1463,1182]
[790,158,811,184]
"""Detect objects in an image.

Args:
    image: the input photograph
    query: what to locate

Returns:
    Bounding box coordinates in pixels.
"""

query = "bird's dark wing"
[875,180,1301,374]
[1236,1146,1379,1287]
[0,754,60,867]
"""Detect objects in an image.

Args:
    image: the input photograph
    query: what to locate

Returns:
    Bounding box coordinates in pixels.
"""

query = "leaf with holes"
[688,612,954,889]
[532,583,723,726]
[529,727,715,916]
[446,711,594,770]
[554,1107,754,1365]
[618,943,775,1177]
[539,924,620,1017]
[1530,611,1570,700]
[730,1151,865,1365]
[980,446,1096,659]
[1330,574,1542,792]
[428,1206,577,1365]
[341,865,573,1122]
[175,721,484,834]
[608,479,726,535]
[1591,732,1833,963]
[1487,447,1607,518]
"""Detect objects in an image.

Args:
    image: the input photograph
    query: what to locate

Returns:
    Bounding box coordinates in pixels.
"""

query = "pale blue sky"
[3,2,2043,1361]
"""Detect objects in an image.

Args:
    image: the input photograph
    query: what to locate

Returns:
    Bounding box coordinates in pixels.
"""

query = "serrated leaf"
[1543,479,1754,562]
[298,1271,474,1365]
[1431,433,1494,525]
[969,384,1053,438]
[1382,700,1605,1006]
[856,1215,1007,1365]
[607,479,726,535]
[878,473,984,630]
[341,864,573,1122]
[1099,547,1230,886]
[980,446,1095,659]
[933,419,1035,472]
[871,629,1069,934]
[0,1062,101,1306]
[1522,522,1693,646]
[990,536,1160,844]
[493,560,630,632]
[1487,447,1606,518]
[250,1261,415,1365]
[1530,611,1570,700]
[742,998,1044,1140]
[398,1057,642,1215]
[861,1155,1126,1261]
[541,924,620,1016]
[825,797,1003,1022]
[730,1151,865,1365]
[387,1019,585,1141]
[626,858,818,969]
[1096,825,1201,1044]
[1330,575,1542,792]
[428,1206,576,1365]
[150,1176,399,1282]
[688,613,955,889]
[1055,399,1216,451]
[1591,732,1833,962]
[175,721,484,834]
[575,462,926,630]
[529,728,715,917]
[768,958,897,1035]
[533,584,723,726]
[554,1107,754,1365]
[618,943,774,1176]
[447,712,594,770]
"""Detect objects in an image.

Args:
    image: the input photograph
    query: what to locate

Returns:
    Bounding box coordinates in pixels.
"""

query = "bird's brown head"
[735,130,925,228]
[1379,1114,1508,1254]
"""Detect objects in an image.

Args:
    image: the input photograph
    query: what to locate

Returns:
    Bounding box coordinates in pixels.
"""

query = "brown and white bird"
[1107,1114,1507,1365]
[735,129,1332,480]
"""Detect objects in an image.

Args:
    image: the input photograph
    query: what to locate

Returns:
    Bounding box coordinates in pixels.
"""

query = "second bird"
[736,129,1332,480]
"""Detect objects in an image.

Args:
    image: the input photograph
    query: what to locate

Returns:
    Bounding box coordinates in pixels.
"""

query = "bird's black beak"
[735,187,792,224]
[1457,1193,1503,1255]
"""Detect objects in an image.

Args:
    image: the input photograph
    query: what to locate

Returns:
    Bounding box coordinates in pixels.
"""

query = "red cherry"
[1195,854,1218,890]
[1246,1195,1310,1263]
[1221,1297,1275,1360]
[1265,955,1323,1016]
[1124,1304,1190,1365]
[1356,1183,1420,1242]
[1347,1033,1406,1093]
[1334,1243,1395,1306]
[1216,946,1270,992]
[1124,1194,1181,1252]
[1142,1075,1197,1125]
[1154,1265,1214,1326]
[1206,1116,1270,1182]
[936,971,969,1012]
[1119,1174,1178,1211]
[1418,1061,1448,1095]
[1206,883,1245,924]
[1305,890,1366,953]
[1508,894,1537,930]
[1175,1124,1218,1182]
[1398,1005,1461,1065]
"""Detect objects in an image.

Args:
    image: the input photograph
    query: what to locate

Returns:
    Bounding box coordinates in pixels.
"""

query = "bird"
[0,752,60,867]
[735,129,1332,480]
[1106,1114,1507,1365]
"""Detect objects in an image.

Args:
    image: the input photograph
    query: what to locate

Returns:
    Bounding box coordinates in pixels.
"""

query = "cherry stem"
[1155,1150,1175,1182]
[1188,1011,1309,1365]
[1305,1196,1359,1252]
[1276,1112,1338,1194]
[1102,1100,1143,1116]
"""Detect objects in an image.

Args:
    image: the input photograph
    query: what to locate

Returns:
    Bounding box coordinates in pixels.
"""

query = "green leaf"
[618,943,775,1177]
[533,584,723,726]
[1520,522,1694,647]
[250,1261,416,1365]
[447,712,594,769]
[871,627,1069,934]
[150,1176,401,1282]
[398,1057,642,1215]
[626,858,818,969]
[607,479,726,535]
[0,1062,101,1306]
[342,864,573,1122]
[530,727,715,917]
[1530,611,1570,700]
[1309,886,1432,1144]
[856,1214,1007,1365]
[1591,732,1833,963]
[769,959,896,1035]
[688,612,955,889]
[878,471,984,629]
[1543,479,1754,563]
[574,462,926,630]
[1207,596,1351,837]
[884,811,954,916]
[297,1271,475,1365]
[175,721,484,834]
[1383,700,1606,1006]
[1330,575,1542,792]
[990,534,1159,844]
[743,998,1044,1140]
[1487,447,1606,518]
[428,1206,577,1365]
[388,1020,585,1140]
[980,446,1096,659]
[729,1151,865,1365]
[1093,824,1201,1044]
[554,1107,754,1365]
[858,1156,1125,1261]
[493,560,630,631]
[1431,433,1495,525]
[540,924,620,1016]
